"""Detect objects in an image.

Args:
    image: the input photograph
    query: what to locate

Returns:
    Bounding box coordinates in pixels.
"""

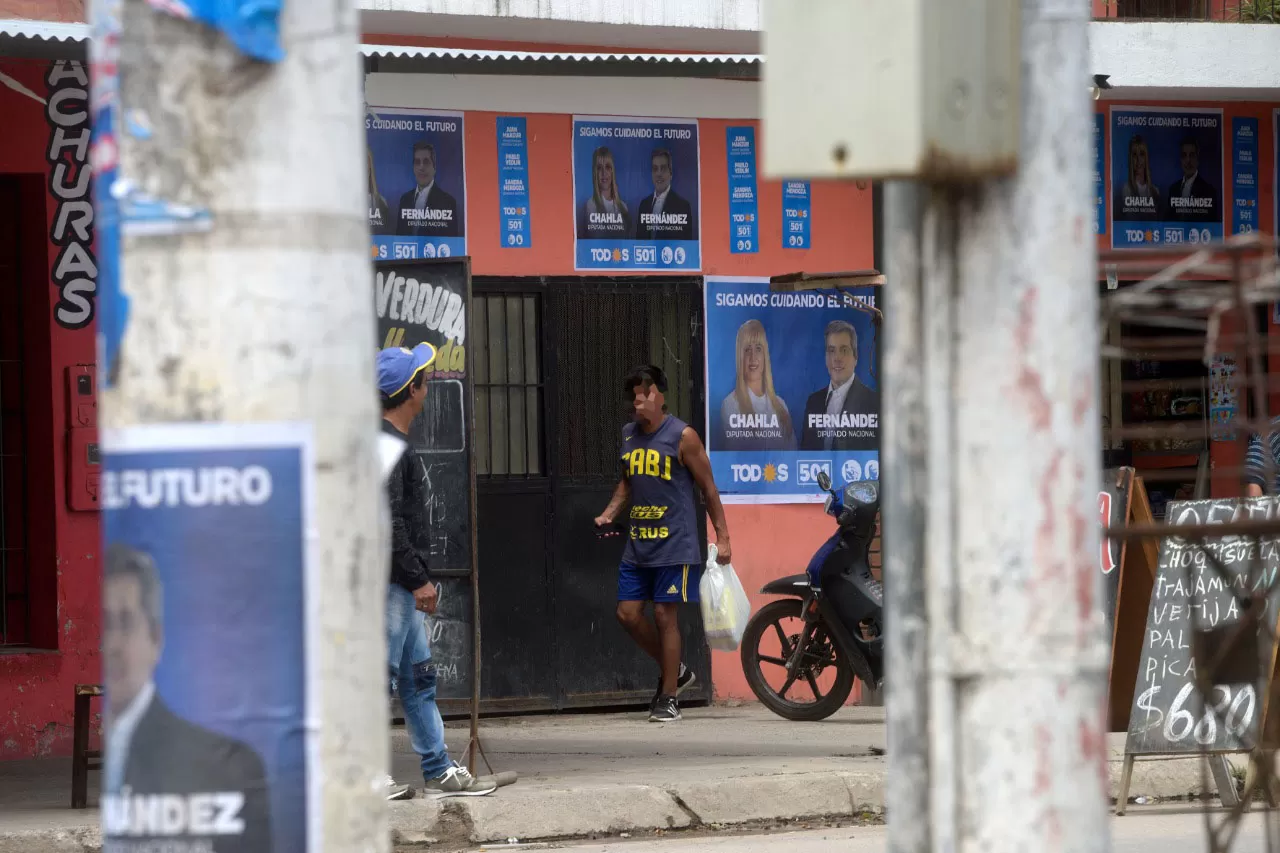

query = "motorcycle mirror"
[816,470,832,491]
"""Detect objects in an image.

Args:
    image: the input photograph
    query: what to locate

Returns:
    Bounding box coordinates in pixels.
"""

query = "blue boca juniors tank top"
[620,415,701,567]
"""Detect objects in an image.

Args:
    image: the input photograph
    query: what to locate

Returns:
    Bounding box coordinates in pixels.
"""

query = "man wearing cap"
[378,343,497,800]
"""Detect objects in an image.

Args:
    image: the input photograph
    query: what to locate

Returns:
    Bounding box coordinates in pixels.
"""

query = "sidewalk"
[0,705,1222,851]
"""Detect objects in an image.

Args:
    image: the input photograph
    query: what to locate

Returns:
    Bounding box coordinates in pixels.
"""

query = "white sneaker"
[424,762,497,798]
[384,775,414,800]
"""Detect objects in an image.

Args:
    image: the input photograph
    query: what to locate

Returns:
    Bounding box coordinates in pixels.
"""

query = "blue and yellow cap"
[376,342,437,397]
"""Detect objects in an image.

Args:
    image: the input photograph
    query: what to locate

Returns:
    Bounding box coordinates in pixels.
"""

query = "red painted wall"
[0,58,102,759]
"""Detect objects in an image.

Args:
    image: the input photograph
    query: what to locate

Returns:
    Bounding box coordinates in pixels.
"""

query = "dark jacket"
[396,184,462,237]
[1163,174,1221,223]
[113,696,273,853]
[383,419,431,592]
[800,378,880,452]
[635,189,695,241]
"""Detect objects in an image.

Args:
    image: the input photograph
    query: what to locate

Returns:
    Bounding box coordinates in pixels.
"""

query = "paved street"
[501,811,1275,853]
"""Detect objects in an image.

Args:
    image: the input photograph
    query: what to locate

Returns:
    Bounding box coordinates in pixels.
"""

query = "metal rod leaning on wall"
[882,181,931,853]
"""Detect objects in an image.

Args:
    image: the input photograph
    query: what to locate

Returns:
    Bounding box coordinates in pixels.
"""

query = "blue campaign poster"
[1232,117,1259,237]
[782,181,811,249]
[726,125,759,254]
[367,108,467,261]
[101,423,315,853]
[497,116,532,249]
[1110,106,1224,249]
[1093,112,1106,236]
[572,115,700,271]
[704,277,880,504]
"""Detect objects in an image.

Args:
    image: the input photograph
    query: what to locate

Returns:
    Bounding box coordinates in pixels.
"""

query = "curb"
[3,757,1224,852]
[390,771,888,846]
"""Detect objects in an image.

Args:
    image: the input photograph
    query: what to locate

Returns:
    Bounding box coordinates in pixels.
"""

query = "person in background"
[1243,418,1280,496]
[379,343,496,799]
[718,319,795,451]
[595,365,731,723]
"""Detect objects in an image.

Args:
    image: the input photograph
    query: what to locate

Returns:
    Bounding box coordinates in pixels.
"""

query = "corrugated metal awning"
[0,18,90,59]
[360,43,761,77]
[0,19,760,77]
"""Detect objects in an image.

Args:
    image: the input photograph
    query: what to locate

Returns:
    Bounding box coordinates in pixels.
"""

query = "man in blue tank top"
[594,365,732,722]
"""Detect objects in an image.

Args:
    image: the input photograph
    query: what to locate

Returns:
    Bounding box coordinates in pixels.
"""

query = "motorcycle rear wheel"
[740,598,856,722]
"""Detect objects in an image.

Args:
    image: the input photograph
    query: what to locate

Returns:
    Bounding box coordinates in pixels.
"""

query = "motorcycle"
[740,470,884,721]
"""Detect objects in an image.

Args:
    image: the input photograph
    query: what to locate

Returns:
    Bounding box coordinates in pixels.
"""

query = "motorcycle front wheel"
[740,598,856,722]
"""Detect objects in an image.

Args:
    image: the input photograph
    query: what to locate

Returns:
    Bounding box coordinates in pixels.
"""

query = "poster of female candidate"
[704,277,881,504]
[101,423,316,853]
[573,115,701,272]
[367,107,467,262]
[1110,106,1224,249]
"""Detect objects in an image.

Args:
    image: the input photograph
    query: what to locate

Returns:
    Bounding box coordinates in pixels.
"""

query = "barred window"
[472,292,542,477]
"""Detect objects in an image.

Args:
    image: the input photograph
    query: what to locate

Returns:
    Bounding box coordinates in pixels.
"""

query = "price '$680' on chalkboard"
[1127,497,1280,755]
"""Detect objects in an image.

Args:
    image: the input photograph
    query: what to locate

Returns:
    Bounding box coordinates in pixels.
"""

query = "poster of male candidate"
[1110,106,1224,249]
[101,423,316,853]
[704,277,881,504]
[366,108,467,261]
[573,115,701,272]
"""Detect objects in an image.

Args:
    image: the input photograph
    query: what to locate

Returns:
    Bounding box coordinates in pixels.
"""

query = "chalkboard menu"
[374,258,474,578]
[1125,497,1280,755]
[1100,467,1135,645]
[428,576,473,701]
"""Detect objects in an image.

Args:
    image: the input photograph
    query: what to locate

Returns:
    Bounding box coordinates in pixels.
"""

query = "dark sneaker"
[653,664,697,702]
[649,694,682,723]
[424,762,498,798]
[384,776,414,800]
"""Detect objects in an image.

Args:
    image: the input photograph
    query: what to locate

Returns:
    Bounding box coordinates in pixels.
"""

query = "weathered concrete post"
[97,1,387,850]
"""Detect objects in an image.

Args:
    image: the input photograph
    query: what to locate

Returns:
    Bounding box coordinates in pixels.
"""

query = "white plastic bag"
[699,543,751,652]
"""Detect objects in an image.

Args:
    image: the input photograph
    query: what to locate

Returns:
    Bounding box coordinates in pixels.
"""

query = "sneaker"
[424,762,498,798]
[384,776,414,801]
[653,664,697,702]
[648,694,682,723]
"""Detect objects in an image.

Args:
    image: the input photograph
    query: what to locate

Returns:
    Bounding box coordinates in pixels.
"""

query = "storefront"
[3,17,1278,757]
[1093,99,1280,515]
[0,31,877,755]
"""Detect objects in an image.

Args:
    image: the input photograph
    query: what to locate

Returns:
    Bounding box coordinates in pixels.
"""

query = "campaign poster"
[366,107,467,262]
[572,115,701,272]
[726,125,759,254]
[1231,117,1259,237]
[782,181,811,249]
[101,422,316,853]
[497,116,532,249]
[705,277,881,504]
[1093,112,1106,236]
[1110,106,1224,249]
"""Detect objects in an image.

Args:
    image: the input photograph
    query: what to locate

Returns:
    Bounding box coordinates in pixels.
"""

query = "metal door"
[470,276,710,713]
[545,277,711,709]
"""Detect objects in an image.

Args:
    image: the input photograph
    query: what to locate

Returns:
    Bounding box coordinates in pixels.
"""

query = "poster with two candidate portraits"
[1110,106,1225,249]
[705,277,881,504]
[573,115,701,272]
[366,107,468,262]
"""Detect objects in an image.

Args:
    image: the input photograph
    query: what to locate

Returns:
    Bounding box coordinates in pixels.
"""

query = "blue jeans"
[386,584,451,780]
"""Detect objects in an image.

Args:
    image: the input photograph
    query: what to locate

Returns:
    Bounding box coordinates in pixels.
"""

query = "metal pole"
[882,181,931,853]
[103,2,386,852]
[925,1,1111,850]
